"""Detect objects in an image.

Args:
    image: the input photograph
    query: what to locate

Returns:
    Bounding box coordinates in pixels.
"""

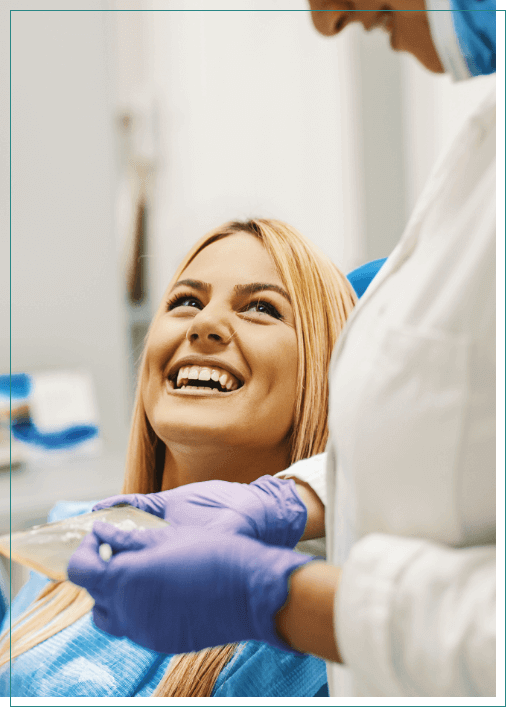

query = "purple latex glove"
[93,475,307,549]
[68,520,314,655]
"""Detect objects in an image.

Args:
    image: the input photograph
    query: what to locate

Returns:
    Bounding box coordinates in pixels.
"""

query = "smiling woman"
[129,219,356,496]
[0,219,357,698]
[144,232,299,489]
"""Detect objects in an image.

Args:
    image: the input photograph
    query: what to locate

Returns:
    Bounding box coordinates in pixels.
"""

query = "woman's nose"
[186,307,234,346]
[309,2,354,37]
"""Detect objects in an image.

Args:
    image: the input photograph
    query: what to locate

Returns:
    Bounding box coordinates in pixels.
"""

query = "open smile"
[167,357,244,396]
[165,378,243,396]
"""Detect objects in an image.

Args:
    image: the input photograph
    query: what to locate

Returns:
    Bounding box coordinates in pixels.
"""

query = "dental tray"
[0,505,169,581]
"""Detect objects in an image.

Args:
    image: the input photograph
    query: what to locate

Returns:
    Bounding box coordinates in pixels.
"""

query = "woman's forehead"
[179,233,284,288]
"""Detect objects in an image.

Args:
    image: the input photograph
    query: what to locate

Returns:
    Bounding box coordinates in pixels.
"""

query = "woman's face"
[308,1,444,74]
[143,233,299,463]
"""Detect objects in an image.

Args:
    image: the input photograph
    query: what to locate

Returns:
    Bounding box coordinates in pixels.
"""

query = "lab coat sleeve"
[274,454,327,557]
[336,533,495,696]
[274,453,328,507]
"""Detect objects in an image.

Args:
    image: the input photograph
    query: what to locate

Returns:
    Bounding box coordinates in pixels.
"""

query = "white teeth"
[173,364,241,391]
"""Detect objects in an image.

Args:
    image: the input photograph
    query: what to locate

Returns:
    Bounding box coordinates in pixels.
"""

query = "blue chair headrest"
[347,258,387,298]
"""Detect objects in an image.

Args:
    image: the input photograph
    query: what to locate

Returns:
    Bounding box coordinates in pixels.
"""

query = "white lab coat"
[282,83,496,697]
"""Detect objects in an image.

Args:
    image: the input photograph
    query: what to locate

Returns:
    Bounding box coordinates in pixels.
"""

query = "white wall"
[353,26,409,261]
[7,7,130,451]
[0,2,12,375]
[136,4,367,304]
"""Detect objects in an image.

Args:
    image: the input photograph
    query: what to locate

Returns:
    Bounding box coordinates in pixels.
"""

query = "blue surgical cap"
[451,0,496,76]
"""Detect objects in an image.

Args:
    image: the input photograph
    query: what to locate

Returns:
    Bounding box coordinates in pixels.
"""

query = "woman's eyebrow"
[235,282,291,303]
[172,279,291,303]
[172,278,211,293]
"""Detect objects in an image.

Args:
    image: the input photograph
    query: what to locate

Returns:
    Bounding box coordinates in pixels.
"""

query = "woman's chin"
[154,413,247,449]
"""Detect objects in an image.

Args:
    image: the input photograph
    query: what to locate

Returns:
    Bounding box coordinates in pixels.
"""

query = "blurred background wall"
[106,1,495,297]
[8,7,130,449]
[1,3,496,590]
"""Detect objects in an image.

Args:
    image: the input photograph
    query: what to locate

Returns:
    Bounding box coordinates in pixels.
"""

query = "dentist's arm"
[275,559,342,662]
[68,517,340,662]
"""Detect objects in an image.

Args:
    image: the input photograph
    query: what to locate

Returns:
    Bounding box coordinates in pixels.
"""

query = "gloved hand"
[68,520,314,655]
[93,475,307,549]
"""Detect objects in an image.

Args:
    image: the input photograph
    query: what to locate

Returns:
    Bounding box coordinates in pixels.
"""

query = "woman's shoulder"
[212,641,327,697]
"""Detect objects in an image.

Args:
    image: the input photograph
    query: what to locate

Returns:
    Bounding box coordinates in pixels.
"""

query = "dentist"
[69,2,498,697]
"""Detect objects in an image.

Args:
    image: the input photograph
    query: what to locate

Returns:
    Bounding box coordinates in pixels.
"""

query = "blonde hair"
[1,219,357,696]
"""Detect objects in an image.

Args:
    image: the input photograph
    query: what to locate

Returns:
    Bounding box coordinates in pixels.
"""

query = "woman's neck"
[160,440,292,490]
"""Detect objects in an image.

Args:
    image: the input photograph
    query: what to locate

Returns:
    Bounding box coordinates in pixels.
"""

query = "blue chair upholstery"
[347,257,387,298]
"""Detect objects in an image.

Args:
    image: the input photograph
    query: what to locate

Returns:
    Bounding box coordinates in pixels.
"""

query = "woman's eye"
[168,295,203,311]
[245,300,282,319]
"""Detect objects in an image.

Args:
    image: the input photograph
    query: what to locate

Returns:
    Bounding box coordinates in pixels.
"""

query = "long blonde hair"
[1,219,357,696]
